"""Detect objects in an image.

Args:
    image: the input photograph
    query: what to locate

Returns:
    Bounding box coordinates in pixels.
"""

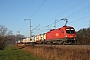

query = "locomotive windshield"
[66,28,75,34]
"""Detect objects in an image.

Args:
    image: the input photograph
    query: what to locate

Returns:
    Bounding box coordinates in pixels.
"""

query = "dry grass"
[17,44,90,60]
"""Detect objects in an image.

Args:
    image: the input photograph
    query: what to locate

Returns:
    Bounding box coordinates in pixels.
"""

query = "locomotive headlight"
[66,35,67,37]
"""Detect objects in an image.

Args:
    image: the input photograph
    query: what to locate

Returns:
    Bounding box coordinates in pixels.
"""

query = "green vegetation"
[0,45,40,60]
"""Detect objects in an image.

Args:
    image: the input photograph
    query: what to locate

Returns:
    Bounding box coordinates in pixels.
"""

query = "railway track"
[16,43,90,50]
[23,43,90,50]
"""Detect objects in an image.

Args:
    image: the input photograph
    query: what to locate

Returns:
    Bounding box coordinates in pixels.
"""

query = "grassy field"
[0,45,40,60]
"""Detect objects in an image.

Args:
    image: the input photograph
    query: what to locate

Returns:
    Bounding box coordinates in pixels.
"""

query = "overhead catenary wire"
[22,0,89,35]
[38,3,90,34]
[56,4,90,26]
[36,17,89,34]
[37,0,87,33]
[47,4,90,28]
[40,0,86,26]
[30,0,46,18]
[19,0,46,36]
[23,0,88,35]
[68,12,90,24]
[17,0,89,35]
[66,4,90,19]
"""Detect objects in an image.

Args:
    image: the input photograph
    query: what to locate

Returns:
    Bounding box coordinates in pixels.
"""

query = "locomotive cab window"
[66,28,75,34]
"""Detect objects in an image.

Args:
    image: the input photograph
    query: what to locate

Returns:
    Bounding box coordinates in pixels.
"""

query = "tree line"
[76,28,90,45]
[0,25,25,49]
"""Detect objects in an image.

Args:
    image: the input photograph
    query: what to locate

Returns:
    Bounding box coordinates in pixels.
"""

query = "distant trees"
[0,25,10,49]
[0,24,26,49]
[0,25,15,49]
[76,28,90,45]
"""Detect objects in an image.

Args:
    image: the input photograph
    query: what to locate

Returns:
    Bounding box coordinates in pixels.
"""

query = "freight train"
[17,19,76,45]
[17,25,76,45]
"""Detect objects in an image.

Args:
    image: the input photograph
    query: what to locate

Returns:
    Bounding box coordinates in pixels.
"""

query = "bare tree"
[0,25,13,49]
[0,25,8,36]
[76,28,90,45]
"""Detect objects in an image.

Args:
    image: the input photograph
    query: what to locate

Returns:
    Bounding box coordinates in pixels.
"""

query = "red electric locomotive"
[46,26,76,44]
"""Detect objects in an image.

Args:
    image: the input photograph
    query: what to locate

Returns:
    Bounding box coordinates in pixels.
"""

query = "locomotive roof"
[62,26,74,28]
[56,26,74,30]
[48,26,74,31]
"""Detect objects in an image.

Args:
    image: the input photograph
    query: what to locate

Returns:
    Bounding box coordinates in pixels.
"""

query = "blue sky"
[0,0,90,37]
